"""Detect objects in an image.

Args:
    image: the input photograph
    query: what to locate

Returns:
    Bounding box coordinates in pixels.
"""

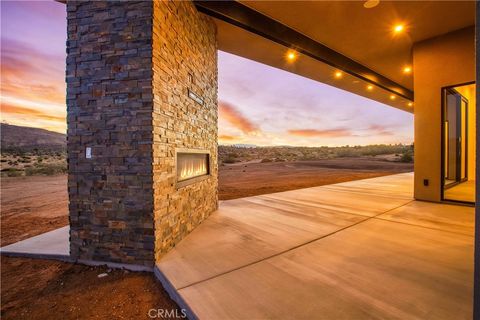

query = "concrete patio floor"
[0,226,69,260]
[156,173,475,319]
[0,173,474,319]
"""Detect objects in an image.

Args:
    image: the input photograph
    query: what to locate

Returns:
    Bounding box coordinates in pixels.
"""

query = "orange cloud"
[288,128,352,137]
[1,39,66,105]
[219,135,237,141]
[219,101,259,134]
[2,82,65,106]
[1,38,66,132]
[1,103,65,122]
[368,125,393,136]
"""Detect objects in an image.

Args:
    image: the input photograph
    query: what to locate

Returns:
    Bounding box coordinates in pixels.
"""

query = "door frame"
[440,81,474,203]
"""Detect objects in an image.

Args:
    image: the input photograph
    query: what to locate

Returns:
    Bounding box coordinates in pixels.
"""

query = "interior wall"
[152,1,218,262]
[455,84,476,181]
[413,27,475,202]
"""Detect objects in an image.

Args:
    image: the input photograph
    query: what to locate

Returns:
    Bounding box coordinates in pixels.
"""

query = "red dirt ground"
[1,257,182,320]
[219,158,413,200]
[1,175,68,246]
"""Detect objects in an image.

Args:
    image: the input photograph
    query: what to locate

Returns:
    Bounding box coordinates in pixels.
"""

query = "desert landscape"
[1,124,414,242]
[1,123,414,245]
[219,158,412,199]
[1,124,413,319]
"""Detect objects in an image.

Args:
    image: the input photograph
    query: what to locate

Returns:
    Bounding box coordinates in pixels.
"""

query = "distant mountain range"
[1,123,66,151]
[231,144,257,148]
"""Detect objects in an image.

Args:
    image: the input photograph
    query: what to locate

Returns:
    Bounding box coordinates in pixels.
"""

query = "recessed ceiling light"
[286,50,297,62]
[403,66,412,74]
[364,0,379,9]
[393,24,405,34]
[390,95,396,100]
[335,71,343,78]
[408,102,413,107]
[367,85,374,91]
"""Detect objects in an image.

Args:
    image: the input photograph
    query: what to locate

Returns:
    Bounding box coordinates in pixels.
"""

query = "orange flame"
[177,154,208,181]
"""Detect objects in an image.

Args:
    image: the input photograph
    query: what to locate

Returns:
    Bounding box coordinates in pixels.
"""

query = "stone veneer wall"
[67,0,217,266]
[152,1,218,261]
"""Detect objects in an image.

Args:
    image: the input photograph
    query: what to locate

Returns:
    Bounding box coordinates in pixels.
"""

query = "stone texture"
[152,1,218,261]
[67,0,217,266]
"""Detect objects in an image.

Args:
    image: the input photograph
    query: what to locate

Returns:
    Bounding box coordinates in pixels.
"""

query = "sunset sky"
[1,1,413,147]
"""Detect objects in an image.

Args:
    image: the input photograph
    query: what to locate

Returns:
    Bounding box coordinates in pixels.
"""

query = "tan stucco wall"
[413,27,475,202]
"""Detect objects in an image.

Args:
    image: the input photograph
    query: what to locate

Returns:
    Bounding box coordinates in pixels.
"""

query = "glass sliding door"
[444,89,467,187]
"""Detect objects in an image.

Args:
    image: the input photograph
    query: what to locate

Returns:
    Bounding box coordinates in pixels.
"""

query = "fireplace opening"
[176,151,210,187]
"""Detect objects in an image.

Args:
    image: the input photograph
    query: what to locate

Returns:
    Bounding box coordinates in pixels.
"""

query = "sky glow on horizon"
[1,1,413,147]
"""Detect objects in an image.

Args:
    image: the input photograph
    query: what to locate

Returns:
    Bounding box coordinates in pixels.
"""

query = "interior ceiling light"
[393,24,405,34]
[408,102,413,107]
[335,71,343,78]
[367,85,374,91]
[364,0,380,9]
[390,94,396,100]
[403,66,412,74]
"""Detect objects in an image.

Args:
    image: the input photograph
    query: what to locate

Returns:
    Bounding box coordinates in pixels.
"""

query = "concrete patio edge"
[154,265,198,320]
[0,250,72,262]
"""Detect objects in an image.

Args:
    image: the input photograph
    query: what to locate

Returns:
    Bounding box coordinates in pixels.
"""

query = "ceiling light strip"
[194,0,414,101]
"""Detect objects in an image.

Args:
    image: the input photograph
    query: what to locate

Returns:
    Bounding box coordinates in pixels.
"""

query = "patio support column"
[66,0,217,267]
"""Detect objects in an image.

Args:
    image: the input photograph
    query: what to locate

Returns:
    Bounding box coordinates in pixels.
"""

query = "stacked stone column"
[67,0,217,267]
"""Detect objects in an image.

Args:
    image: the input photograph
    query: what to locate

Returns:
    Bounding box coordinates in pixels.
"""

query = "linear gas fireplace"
[176,149,210,188]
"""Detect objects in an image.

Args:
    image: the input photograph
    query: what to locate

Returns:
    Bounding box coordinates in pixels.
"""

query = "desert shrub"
[261,158,272,163]
[335,149,358,157]
[1,168,23,177]
[223,157,237,164]
[217,144,414,163]
[25,163,67,176]
[399,152,413,163]
[300,154,318,160]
